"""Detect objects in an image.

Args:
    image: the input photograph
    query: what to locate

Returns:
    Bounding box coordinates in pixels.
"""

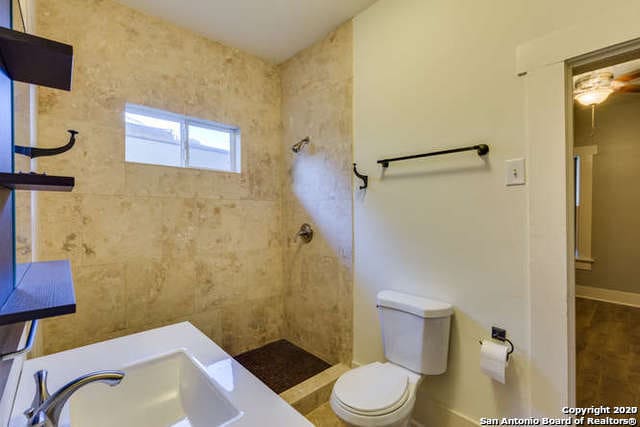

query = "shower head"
[292,137,310,153]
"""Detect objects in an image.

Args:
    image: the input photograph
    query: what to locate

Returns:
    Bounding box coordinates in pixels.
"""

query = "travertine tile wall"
[13,80,32,264]
[35,0,284,355]
[279,23,354,364]
[13,0,32,266]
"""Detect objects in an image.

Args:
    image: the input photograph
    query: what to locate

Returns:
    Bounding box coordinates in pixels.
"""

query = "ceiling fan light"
[574,87,613,106]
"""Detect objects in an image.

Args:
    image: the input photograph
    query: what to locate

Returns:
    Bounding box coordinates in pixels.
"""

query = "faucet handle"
[295,223,313,243]
[24,370,50,418]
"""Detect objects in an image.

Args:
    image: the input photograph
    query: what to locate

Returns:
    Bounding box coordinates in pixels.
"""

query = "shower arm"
[292,137,310,153]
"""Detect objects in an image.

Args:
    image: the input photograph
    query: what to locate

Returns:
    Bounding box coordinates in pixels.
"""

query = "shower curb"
[280,363,350,415]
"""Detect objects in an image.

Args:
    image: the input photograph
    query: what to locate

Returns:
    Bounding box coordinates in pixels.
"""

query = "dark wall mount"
[353,163,368,190]
[491,326,515,361]
[15,129,78,159]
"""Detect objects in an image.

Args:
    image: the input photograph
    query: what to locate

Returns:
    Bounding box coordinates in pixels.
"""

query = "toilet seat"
[333,362,410,416]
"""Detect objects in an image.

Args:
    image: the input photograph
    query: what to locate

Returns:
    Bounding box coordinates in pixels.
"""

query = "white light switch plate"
[505,158,526,186]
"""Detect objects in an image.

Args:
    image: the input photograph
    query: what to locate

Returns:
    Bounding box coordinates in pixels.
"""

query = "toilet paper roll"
[480,339,509,384]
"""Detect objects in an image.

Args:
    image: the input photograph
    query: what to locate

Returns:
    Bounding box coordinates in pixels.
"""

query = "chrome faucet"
[24,369,125,427]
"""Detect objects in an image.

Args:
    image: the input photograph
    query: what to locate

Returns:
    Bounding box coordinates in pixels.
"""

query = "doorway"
[569,54,640,409]
[519,12,640,411]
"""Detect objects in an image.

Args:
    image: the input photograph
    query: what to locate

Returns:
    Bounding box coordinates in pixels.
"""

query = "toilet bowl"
[330,290,453,427]
[329,362,422,427]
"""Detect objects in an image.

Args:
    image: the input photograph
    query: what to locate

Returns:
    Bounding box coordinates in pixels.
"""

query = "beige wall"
[279,23,353,364]
[575,95,640,294]
[352,0,639,424]
[13,0,33,265]
[34,0,284,356]
[13,80,32,265]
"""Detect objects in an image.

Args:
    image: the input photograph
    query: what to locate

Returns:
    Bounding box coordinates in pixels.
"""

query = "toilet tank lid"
[377,290,453,318]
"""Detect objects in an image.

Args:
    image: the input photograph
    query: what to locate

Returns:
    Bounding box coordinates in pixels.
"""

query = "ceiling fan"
[574,69,640,106]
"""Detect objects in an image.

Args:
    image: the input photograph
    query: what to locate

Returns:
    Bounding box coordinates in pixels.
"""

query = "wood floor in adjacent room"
[576,297,640,408]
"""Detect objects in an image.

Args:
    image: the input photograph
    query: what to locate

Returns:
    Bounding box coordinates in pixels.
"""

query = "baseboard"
[576,285,640,308]
[436,406,481,427]
[413,397,481,427]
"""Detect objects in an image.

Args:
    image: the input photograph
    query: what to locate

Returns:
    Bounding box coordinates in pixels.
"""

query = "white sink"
[9,323,311,427]
[70,350,242,427]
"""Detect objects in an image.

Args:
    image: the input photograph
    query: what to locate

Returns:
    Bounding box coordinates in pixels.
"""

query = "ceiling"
[116,0,376,63]
[574,58,640,82]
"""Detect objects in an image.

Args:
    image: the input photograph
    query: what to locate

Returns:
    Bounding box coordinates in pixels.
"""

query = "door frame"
[519,8,640,415]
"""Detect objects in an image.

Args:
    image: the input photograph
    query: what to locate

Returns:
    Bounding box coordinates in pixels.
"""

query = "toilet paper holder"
[479,326,515,361]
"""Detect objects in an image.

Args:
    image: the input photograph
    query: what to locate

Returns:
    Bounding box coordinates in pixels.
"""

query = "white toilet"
[330,290,453,427]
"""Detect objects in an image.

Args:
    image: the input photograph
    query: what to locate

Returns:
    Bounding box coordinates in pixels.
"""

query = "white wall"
[352,0,640,424]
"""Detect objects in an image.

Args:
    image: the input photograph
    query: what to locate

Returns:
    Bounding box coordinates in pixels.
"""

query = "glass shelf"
[0,260,76,325]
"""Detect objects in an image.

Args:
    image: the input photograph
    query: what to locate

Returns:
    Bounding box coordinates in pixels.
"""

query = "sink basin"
[10,323,311,427]
[70,350,242,427]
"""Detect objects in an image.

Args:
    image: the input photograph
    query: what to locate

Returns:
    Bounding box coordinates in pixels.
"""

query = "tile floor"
[576,298,640,408]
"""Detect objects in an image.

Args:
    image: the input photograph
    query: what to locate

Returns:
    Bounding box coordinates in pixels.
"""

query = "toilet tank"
[377,290,453,375]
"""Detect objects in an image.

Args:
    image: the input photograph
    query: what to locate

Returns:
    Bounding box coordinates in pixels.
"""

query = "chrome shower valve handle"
[295,223,314,243]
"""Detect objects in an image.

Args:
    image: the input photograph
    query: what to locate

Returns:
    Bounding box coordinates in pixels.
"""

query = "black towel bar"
[378,144,489,168]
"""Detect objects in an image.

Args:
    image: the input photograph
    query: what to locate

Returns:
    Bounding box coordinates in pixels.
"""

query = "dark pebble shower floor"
[234,339,331,393]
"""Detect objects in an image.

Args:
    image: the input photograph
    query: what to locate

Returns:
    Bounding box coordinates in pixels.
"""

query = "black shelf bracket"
[378,144,489,168]
[15,129,78,159]
[353,163,368,190]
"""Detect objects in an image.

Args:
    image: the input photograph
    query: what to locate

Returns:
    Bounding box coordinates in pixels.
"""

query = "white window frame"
[125,103,241,173]
[574,145,597,271]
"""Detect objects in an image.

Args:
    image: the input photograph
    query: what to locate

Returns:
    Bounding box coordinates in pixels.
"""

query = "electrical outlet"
[505,158,526,186]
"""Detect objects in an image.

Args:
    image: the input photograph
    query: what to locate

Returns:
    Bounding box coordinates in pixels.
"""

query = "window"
[574,145,598,271]
[125,104,241,173]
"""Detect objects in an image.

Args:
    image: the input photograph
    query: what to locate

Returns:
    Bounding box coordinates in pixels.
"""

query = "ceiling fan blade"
[614,69,640,82]
[615,84,640,93]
